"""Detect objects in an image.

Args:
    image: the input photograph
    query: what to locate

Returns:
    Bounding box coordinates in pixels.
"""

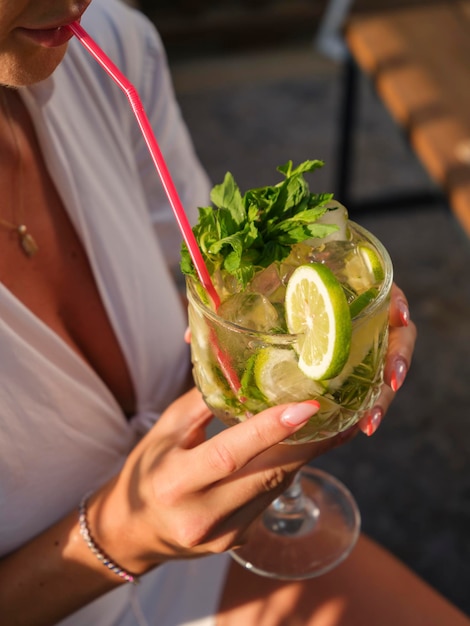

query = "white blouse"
[0,0,230,623]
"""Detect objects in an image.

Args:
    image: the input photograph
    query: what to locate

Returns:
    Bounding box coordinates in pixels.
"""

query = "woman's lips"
[16,0,90,48]
[17,25,75,48]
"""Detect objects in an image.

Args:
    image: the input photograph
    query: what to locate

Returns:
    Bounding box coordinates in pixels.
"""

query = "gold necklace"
[0,89,38,258]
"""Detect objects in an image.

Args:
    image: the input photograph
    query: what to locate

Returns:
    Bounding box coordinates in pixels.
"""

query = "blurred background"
[131,0,470,615]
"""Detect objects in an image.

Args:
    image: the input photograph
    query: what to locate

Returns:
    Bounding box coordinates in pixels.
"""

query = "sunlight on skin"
[216,571,347,626]
[0,1,91,87]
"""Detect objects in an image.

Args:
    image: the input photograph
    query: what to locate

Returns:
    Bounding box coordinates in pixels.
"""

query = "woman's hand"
[358,282,417,436]
[89,283,416,577]
[88,391,349,575]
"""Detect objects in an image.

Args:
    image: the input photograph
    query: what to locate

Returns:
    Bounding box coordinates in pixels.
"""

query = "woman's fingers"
[150,387,213,445]
[204,434,349,512]
[389,282,410,328]
[150,395,322,506]
[137,400,323,553]
[188,401,321,487]
[177,424,359,551]
[384,319,417,389]
[359,288,417,436]
[168,427,354,551]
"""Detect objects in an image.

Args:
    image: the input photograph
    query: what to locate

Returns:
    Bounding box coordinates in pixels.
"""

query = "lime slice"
[349,287,378,319]
[359,244,385,282]
[345,243,385,293]
[327,304,389,393]
[254,347,325,403]
[285,263,352,380]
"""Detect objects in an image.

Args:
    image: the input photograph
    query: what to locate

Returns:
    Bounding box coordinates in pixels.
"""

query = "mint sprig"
[181,160,338,290]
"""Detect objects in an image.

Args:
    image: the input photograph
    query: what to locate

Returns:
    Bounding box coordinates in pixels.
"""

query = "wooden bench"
[336,0,470,237]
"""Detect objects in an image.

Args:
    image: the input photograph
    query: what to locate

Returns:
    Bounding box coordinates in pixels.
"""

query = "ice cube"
[210,268,240,299]
[249,264,286,303]
[284,242,315,268]
[309,240,355,273]
[218,292,281,332]
[249,264,281,296]
[313,201,349,242]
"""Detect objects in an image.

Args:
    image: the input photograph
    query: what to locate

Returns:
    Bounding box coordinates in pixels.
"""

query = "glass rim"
[186,220,393,340]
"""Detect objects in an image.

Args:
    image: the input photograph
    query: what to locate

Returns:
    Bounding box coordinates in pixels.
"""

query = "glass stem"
[262,469,320,537]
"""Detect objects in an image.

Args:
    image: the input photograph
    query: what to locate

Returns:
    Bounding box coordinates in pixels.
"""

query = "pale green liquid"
[187,222,392,444]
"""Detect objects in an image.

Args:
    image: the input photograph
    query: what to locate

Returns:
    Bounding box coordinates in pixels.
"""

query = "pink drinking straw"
[67,22,247,398]
[67,21,220,310]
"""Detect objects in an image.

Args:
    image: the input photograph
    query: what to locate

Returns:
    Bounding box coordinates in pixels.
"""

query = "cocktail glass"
[187,221,393,580]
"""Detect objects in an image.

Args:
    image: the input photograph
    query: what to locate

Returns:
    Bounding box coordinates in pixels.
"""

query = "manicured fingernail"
[390,357,407,392]
[281,401,320,427]
[397,300,410,326]
[362,406,383,437]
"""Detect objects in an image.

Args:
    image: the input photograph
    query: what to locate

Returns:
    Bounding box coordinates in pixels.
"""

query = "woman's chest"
[0,104,136,415]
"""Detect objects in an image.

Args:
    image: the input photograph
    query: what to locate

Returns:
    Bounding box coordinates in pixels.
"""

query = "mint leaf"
[277,159,324,178]
[181,160,339,290]
[210,173,245,225]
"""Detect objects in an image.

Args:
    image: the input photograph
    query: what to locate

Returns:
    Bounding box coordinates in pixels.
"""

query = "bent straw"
[67,22,247,398]
[67,21,220,309]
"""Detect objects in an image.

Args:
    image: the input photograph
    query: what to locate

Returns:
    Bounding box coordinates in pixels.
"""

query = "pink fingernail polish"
[364,406,383,437]
[397,300,410,327]
[281,401,320,427]
[391,357,407,392]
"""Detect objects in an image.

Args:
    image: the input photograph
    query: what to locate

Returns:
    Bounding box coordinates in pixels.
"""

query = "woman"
[0,1,464,625]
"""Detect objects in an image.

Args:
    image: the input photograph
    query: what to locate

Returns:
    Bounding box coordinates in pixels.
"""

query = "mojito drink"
[183,161,393,444]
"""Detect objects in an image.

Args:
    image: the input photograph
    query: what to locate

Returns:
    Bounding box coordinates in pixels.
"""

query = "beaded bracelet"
[78,492,139,585]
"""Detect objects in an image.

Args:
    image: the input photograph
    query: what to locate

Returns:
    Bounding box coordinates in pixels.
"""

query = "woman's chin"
[0,46,68,87]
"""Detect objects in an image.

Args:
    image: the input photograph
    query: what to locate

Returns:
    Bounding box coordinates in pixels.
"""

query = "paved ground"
[166,41,470,615]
